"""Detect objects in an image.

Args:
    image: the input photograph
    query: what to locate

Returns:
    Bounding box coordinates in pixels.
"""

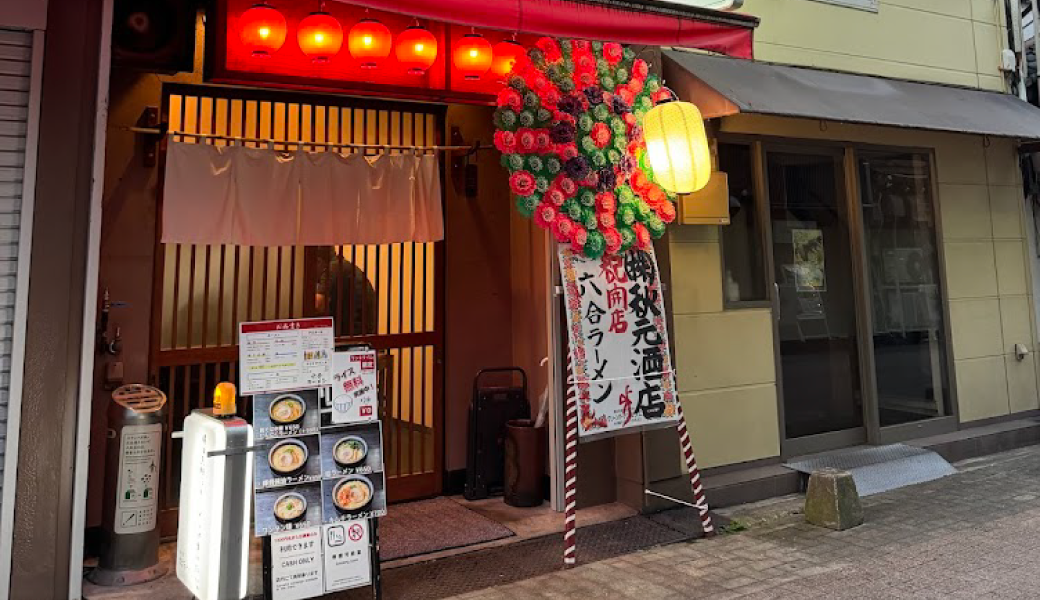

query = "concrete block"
[804,468,863,531]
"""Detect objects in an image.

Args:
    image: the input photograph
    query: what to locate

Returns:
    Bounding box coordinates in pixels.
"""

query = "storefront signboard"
[558,246,680,438]
[177,411,253,600]
[270,528,325,600]
[113,423,161,534]
[322,521,372,592]
[239,318,335,395]
[331,349,379,424]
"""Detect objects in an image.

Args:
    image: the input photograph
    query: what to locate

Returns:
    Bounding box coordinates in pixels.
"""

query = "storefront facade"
[650,1,1040,494]
[9,0,1040,598]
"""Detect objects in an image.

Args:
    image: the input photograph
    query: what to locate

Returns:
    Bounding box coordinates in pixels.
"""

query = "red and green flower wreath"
[494,38,678,258]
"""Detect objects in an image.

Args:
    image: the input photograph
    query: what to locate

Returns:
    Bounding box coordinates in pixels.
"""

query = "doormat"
[378,497,514,561]
[784,443,956,496]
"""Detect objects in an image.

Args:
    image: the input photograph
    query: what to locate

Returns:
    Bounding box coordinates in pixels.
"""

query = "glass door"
[766,149,867,451]
[857,151,951,430]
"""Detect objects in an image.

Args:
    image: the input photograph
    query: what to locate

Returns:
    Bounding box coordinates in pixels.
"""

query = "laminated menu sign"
[270,528,324,600]
[558,246,680,439]
[239,318,335,395]
[331,349,378,424]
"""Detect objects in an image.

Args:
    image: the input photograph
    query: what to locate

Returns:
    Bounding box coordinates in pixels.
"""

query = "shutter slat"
[0,137,26,152]
[0,152,24,167]
[0,105,26,121]
[0,31,32,47]
[0,90,28,106]
[0,46,30,62]
[0,60,29,77]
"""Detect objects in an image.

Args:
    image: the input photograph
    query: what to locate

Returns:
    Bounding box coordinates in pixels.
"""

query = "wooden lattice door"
[151,83,445,535]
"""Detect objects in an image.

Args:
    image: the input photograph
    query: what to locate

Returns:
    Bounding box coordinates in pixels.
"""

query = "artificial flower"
[535,37,562,62]
[494,130,517,154]
[548,188,566,206]
[596,191,617,213]
[497,88,523,111]
[657,201,677,223]
[590,122,612,149]
[564,156,591,181]
[510,170,537,196]
[584,230,606,258]
[553,216,576,242]
[535,176,550,193]
[603,42,623,65]
[535,131,553,153]
[516,128,538,153]
[550,121,576,144]
[603,228,622,254]
[570,227,588,253]
[583,86,604,105]
[632,58,649,80]
[533,202,558,228]
[597,168,617,191]
[519,110,536,128]
[633,222,651,248]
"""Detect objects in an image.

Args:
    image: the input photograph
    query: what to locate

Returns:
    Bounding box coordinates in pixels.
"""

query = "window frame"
[716,139,774,310]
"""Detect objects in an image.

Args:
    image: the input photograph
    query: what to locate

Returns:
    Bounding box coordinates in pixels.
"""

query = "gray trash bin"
[88,384,168,586]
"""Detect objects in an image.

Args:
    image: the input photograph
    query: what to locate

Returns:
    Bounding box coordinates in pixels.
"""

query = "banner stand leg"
[675,402,714,537]
[262,536,273,600]
[370,517,383,600]
[563,358,578,567]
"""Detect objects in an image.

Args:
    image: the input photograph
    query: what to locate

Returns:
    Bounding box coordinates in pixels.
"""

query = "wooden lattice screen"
[152,83,445,534]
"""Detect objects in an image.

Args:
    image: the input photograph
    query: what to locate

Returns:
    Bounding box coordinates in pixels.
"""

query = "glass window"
[858,151,951,426]
[719,143,768,304]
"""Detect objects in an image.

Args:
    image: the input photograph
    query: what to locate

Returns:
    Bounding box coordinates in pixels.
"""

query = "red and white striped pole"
[563,356,579,566]
[675,401,714,537]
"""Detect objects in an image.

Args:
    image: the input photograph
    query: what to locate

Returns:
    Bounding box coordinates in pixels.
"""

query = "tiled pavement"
[448,445,1040,599]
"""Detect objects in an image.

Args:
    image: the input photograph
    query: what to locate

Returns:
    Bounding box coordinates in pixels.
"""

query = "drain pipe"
[1006,0,1027,99]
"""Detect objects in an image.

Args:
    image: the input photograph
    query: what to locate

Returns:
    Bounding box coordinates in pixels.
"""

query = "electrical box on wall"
[678,172,730,225]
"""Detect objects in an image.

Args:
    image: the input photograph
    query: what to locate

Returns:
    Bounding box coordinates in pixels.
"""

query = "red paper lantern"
[453,33,492,80]
[491,39,525,80]
[396,26,437,75]
[239,2,287,58]
[297,11,343,64]
[347,19,392,69]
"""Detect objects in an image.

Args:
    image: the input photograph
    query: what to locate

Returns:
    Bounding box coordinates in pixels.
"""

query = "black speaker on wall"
[112,0,198,74]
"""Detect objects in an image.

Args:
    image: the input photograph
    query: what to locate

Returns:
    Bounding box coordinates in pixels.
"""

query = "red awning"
[334,0,757,59]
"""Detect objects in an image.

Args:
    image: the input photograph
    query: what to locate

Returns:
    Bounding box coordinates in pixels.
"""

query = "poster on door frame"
[558,245,679,439]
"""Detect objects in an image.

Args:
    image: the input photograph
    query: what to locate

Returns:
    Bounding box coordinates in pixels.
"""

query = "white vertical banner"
[558,246,679,438]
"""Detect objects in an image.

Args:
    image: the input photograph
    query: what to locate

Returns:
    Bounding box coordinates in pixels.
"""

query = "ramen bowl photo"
[268,439,309,476]
[273,492,307,524]
[333,436,368,467]
[332,475,374,513]
[269,394,306,426]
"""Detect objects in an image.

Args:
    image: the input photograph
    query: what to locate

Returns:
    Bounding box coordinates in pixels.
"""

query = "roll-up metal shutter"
[0,25,41,582]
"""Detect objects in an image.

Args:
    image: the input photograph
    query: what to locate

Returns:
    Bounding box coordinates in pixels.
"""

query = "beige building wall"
[741,0,1010,91]
[671,113,1040,468]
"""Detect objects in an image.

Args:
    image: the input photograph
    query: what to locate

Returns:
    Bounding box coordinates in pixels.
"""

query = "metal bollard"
[88,384,169,586]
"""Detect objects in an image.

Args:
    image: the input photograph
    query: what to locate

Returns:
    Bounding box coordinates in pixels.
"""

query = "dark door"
[766,149,866,451]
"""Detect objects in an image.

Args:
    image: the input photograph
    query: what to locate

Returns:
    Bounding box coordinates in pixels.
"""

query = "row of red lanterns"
[239,2,525,80]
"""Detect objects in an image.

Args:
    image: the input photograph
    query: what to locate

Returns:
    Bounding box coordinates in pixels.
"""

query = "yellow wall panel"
[938,184,992,240]
[999,295,1034,354]
[1006,355,1039,413]
[988,186,1025,239]
[669,242,724,315]
[679,385,781,469]
[956,356,1010,421]
[944,241,999,299]
[994,240,1029,296]
[672,310,776,393]
[739,0,1005,89]
[949,298,1004,359]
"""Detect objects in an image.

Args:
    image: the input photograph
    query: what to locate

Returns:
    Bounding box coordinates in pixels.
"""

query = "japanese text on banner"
[559,246,679,438]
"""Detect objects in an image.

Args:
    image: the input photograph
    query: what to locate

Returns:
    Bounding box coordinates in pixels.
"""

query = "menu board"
[239,318,335,395]
[253,389,388,536]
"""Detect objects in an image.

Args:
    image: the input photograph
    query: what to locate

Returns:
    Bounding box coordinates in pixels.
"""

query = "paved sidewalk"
[450,445,1040,599]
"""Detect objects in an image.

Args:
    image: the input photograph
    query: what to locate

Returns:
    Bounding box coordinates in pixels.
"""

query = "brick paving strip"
[449,446,1040,600]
